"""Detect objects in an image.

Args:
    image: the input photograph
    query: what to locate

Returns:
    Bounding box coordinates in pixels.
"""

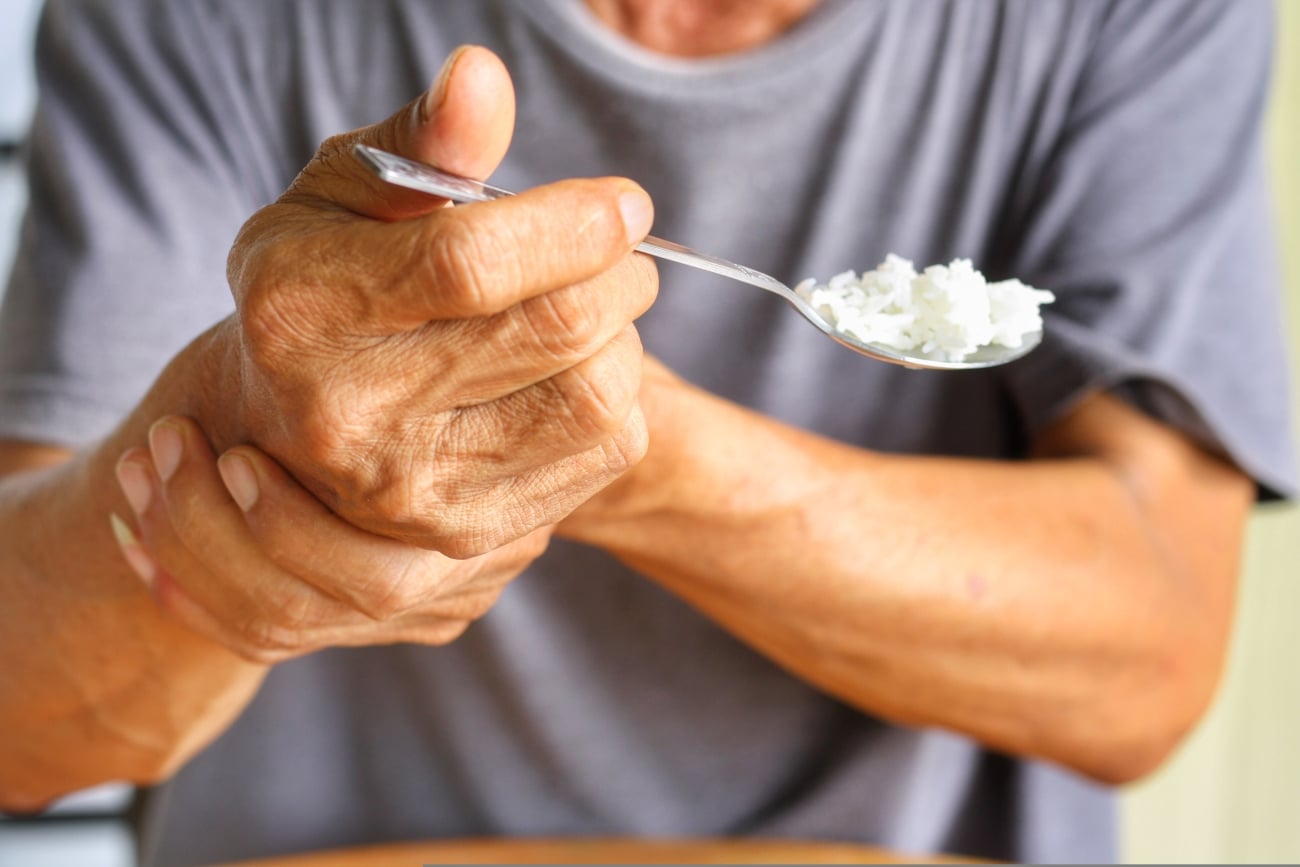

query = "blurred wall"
[1121,2,1300,861]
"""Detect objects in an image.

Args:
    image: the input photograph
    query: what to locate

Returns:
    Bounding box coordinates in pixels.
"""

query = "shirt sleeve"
[997,0,1296,499]
[0,0,263,448]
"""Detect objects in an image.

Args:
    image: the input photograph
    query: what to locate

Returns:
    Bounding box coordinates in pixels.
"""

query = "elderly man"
[0,1,1292,864]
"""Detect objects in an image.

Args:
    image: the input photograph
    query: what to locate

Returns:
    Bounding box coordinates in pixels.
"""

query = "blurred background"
[1122,2,1300,860]
[0,1,1297,864]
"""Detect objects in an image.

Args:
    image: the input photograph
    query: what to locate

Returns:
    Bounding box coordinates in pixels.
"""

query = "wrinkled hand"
[113,417,550,664]
[556,354,690,540]
[218,46,658,556]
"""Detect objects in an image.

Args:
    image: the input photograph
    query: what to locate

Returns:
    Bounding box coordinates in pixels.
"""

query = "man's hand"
[3,46,653,804]
[215,46,658,556]
[113,417,546,664]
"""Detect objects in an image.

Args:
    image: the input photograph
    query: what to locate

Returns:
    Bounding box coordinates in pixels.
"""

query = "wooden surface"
[213,837,984,866]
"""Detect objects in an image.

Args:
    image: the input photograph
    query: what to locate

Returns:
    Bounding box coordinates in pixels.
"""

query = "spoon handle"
[352,145,795,302]
[353,145,1041,371]
[354,144,511,204]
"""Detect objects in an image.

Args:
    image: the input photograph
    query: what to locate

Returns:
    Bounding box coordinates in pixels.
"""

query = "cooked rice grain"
[795,255,1054,362]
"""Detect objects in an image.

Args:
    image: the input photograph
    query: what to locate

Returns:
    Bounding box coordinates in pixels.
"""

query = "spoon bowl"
[353,145,1041,370]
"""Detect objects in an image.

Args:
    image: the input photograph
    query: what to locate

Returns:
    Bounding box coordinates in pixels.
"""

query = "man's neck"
[583,0,824,57]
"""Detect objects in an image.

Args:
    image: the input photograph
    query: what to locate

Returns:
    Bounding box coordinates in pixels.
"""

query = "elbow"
[1071,640,1224,787]
[1075,727,1189,787]
[1064,702,1202,787]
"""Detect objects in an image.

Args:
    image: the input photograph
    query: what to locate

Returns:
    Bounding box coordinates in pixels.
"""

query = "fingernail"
[115,459,152,516]
[618,187,654,244]
[149,421,183,483]
[423,45,472,122]
[218,454,260,512]
[110,513,155,587]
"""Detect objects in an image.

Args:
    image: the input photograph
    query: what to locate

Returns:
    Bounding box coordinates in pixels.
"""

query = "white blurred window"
[0,0,44,275]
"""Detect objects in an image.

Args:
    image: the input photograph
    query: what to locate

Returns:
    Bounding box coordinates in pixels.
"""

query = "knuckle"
[237,272,310,369]
[607,410,650,475]
[425,218,507,316]
[555,352,641,445]
[436,530,498,561]
[361,478,427,538]
[268,588,319,634]
[358,569,426,622]
[236,274,285,355]
[463,495,553,557]
[227,204,283,291]
[623,250,660,313]
[294,406,346,468]
[347,475,483,559]
[364,455,512,558]
[433,500,529,559]
[598,410,655,478]
[234,615,303,663]
[291,397,374,484]
[518,289,606,363]
[230,642,291,667]
[563,179,634,258]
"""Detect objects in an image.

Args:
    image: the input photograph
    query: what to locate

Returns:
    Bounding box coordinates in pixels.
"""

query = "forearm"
[0,321,265,811]
[562,380,1249,784]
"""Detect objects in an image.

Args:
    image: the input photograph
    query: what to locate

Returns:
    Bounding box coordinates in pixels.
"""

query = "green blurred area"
[1122,2,1300,861]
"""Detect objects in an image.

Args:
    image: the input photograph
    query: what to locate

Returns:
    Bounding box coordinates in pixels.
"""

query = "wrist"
[559,375,851,559]
[158,317,248,452]
[76,316,247,533]
[556,376,693,547]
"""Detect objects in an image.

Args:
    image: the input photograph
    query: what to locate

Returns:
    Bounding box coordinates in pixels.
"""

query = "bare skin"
[0,46,657,810]
[0,1,1255,811]
[583,0,824,56]
[557,363,1252,784]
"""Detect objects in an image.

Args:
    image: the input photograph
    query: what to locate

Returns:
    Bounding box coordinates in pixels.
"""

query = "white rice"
[794,255,1055,362]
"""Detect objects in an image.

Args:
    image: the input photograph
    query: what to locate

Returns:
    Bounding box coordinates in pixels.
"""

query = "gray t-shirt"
[2,1,1294,864]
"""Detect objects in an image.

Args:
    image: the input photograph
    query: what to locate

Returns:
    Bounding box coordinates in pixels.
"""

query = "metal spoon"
[353,144,1040,370]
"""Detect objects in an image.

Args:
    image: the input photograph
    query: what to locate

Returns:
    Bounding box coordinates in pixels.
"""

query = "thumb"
[286,45,517,221]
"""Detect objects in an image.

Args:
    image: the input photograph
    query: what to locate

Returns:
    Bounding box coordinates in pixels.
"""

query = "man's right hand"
[1,44,657,809]
[215,45,658,557]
